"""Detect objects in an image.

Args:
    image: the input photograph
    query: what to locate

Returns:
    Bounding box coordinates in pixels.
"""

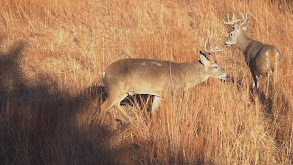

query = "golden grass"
[0,0,292,164]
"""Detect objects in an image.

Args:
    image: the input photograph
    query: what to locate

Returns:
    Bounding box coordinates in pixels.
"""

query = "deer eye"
[213,66,219,69]
[230,33,233,36]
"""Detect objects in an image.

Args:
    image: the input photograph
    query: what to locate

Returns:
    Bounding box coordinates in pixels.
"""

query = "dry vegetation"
[0,0,292,164]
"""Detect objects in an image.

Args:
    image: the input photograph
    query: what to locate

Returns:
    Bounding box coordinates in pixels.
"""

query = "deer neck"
[183,61,206,89]
[236,30,253,53]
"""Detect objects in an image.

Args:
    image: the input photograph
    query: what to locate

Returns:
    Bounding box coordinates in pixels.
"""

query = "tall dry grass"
[0,0,292,164]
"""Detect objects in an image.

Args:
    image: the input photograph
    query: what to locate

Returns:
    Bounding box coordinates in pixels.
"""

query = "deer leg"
[272,62,279,91]
[112,94,134,122]
[100,97,114,117]
[100,93,132,123]
[250,68,260,97]
[272,71,277,90]
[114,103,134,122]
[265,70,272,98]
[100,98,114,124]
[151,96,161,112]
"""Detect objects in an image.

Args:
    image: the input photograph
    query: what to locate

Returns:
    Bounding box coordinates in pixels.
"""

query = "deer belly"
[127,80,167,96]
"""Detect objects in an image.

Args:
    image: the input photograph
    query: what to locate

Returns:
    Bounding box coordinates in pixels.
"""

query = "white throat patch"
[204,76,210,81]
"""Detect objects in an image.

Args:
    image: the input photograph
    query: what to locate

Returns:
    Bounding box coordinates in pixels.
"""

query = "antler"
[221,12,248,26]
[204,37,228,53]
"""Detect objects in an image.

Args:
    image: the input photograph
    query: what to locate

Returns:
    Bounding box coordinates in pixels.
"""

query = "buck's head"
[200,38,228,80]
[222,12,249,46]
[199,51,227,80]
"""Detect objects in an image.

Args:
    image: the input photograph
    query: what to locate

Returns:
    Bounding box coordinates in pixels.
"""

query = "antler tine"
[221,12,246,25]
[208,45,229,53]
[239,12,244,20]
[205,37,228,53]
[221,13,234,24]
[204,37,208,52]
[233,12,245,23]
[240,12,248,26]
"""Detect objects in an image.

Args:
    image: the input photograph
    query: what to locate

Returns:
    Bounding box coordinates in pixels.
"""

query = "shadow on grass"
[0,41,139,164]
[86,84,154,111]
[0,40,214,164]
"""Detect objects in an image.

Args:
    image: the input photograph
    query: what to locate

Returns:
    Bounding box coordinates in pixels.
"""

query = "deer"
[100,38,228,122]
[221,12,281,99]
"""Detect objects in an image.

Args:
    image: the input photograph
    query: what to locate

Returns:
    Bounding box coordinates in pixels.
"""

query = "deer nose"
[224,41,232,46]
[221,73,228,80]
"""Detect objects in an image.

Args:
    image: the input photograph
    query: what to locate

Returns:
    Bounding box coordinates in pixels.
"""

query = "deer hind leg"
[108,93,135,122]
[100,95,115,124]
[100,92,132,122]
[113,96,134,122]
[272,71,278,96]
[272,61,280,91]
[250,68,260,98]
[265,70,273,98]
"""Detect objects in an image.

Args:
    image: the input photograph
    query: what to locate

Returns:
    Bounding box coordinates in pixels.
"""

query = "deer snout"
[224,42,232,46]
[221,72,228,80]
[224,38,235,46]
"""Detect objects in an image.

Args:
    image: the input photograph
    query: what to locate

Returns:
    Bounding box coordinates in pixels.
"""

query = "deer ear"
[241,21,249,31]
[199,53,210,66]
[233,24,240,31]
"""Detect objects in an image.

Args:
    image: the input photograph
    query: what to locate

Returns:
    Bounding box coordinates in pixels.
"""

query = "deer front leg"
[151,96,161,112]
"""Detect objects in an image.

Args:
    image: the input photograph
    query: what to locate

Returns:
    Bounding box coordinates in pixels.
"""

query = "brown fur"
[100,53,227,121]
[225,23,281,97]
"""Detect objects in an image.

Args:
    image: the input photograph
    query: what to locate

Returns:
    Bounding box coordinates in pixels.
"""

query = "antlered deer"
[222,12,281,98]
[101,38,228,121]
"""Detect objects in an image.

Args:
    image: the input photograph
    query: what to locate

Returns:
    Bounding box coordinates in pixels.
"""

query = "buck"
[222,12,281,98]
[101,38,228,121]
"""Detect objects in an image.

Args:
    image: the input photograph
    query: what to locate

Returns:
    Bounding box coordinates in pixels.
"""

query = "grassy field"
[0,0,292,164]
